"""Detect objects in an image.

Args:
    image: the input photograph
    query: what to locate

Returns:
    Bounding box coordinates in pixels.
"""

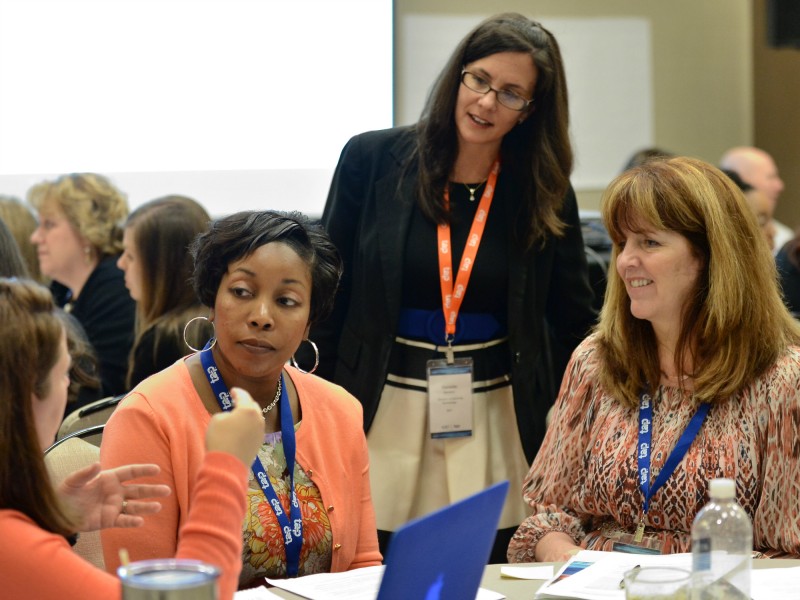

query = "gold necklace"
[464,181,486,202]
[262,378,282,415]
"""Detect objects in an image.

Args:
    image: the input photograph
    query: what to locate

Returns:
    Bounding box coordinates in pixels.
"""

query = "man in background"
[720,146,790,251]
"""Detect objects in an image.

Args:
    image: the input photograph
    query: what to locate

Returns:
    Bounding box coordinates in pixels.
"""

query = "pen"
[619,564,641,589]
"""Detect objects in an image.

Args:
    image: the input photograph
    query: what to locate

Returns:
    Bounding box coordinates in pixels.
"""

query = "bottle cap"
[709,478,735,499]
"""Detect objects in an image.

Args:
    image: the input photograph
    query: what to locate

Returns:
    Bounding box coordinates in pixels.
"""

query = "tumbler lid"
[118,559,220,590]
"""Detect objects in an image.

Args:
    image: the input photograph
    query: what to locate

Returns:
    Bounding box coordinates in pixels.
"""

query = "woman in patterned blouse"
[508,156,800,562]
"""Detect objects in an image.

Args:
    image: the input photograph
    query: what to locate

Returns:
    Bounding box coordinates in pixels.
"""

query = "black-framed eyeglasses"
[460,69,533,111]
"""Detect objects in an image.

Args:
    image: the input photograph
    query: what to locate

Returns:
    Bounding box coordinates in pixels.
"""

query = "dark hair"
[720,168,755,193]
[124,196,212,387]
[0,217,30,278]
[416,12,572,249]
[622,147,675,172]
[783,235,800,271]
[191,211,342,325]
[124,196,210,329]
[0,197,41,281]
[57,311,101,407]
[0,278,76,536]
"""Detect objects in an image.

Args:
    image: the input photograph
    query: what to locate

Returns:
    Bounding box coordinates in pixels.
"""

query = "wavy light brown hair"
[0,278,76,536]
[125,196,210,330]
[596,156,800,406]
[124,196,211,387]
[415,12,572,249]
[28,173,128,258]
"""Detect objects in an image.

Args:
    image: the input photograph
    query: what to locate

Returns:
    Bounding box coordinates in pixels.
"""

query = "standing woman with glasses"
[312,13,597,561]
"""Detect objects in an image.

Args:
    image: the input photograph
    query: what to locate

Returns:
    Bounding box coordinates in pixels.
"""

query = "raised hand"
[57,463,171,532]
[206,387,265,466]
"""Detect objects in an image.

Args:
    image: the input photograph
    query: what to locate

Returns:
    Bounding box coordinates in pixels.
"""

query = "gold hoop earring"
[183,316,216,353]
[290,339,319,374]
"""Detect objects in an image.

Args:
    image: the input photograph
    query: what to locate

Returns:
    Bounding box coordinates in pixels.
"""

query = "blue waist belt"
[396,308,506,345]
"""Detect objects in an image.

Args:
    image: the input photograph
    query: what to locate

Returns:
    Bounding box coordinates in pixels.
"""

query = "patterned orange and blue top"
[507,334,800,561]
[239,428,333,584]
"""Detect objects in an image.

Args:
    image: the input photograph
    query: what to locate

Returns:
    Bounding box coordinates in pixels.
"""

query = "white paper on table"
[266,566,384,600]
[234,586,284,599]
[535,550,692,600]
[501,565,555,580]
[751,566,800,600]
[265,564,505,600]
[475,589,505,600]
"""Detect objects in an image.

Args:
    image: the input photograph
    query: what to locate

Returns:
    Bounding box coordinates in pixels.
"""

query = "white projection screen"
[0,0,393,217]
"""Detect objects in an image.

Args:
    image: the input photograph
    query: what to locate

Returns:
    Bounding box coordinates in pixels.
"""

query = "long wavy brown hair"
[123,196,212,387]
[415,12,572,249]
[596,156,800,406]
[0,278,76,536]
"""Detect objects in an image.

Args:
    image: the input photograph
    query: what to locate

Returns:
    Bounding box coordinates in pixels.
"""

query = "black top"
[128,314,213,389]
[53,256,136,397]
[312,126,598,463]
[128,325,182,389]
[776,245,800,317]
[402,182,509,315]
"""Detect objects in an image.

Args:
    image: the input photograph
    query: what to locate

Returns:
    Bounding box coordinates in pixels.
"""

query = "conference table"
[265,559,800,599]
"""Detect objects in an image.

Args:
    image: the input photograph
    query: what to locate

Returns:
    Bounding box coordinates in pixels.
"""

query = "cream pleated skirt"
[367,336,531,531]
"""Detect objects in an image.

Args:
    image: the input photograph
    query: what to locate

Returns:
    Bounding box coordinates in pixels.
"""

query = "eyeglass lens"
[461,71,529,111]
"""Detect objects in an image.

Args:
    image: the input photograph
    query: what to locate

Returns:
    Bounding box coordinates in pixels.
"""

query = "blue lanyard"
[200,343,304,576]
[636,389,710,521]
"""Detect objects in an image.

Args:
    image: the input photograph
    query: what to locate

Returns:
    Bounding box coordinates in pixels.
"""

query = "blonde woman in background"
[29,173,135,399]
[117,195,213,388]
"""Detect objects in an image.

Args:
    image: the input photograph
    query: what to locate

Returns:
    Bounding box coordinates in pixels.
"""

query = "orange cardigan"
[0,452,248,600]
[101,361,381,578]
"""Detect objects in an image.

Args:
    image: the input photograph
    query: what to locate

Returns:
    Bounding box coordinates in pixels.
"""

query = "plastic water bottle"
[690,478,752,600]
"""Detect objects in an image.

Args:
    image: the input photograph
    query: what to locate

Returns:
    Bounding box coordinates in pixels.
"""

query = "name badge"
[426,357,474,439]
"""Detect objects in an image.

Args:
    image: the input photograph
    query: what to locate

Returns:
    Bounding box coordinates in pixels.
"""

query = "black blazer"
[53,256,136,398]
[312,126,597,463]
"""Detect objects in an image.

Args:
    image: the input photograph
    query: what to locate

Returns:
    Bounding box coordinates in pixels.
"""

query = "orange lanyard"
[437,159,500,361]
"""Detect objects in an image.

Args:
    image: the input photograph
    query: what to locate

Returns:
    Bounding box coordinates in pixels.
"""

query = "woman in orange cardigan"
[101,210,382,589]
[0,277,265,600]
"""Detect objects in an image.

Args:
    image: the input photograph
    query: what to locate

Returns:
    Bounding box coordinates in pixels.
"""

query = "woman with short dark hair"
[101,210,381,588]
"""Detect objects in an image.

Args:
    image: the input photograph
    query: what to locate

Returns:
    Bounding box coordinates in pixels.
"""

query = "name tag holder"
[427,357,474,439]
[428,160,500,440]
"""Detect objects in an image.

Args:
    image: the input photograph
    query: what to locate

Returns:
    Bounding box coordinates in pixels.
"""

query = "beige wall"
[753,0,800,231]
[395,0,753,211]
